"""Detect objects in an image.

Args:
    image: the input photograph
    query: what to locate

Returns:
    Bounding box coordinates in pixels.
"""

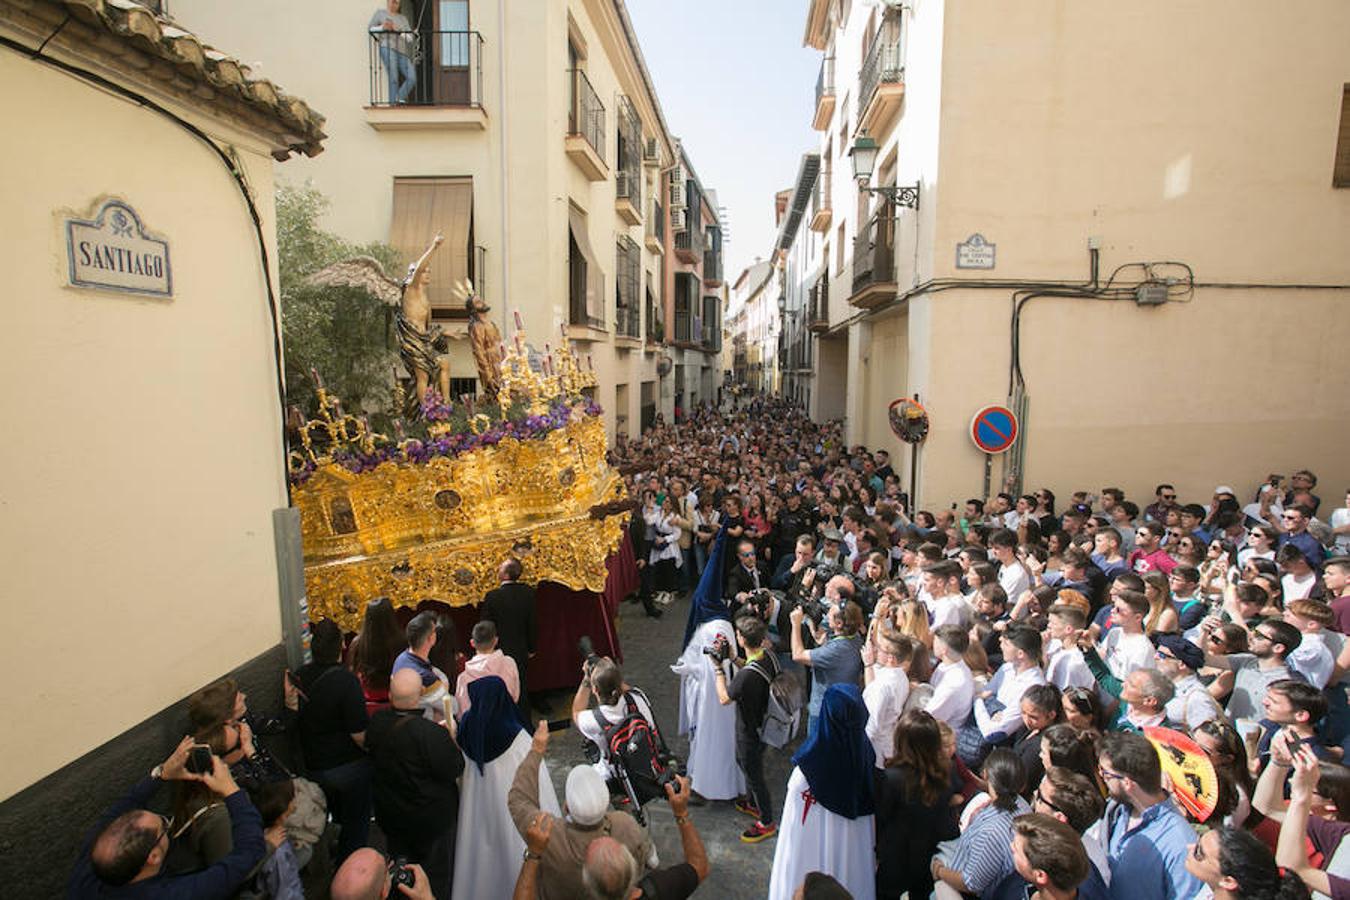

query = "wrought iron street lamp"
[849,132,919,210]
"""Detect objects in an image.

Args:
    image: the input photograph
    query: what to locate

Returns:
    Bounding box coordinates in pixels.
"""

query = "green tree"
[276,182,403,419]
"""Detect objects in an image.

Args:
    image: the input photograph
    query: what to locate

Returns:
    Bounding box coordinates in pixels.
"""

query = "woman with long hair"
[932,749,1029,897]
[1012,683,1063,797]
[874,711,959,900]
[894,598,934,683]
[1185,826,1310,900]
[1192,718,1256,827]
[1041,718,1102,785]
[348,597,405,715]
[1142,570,1180,634]
[1173,533,1207,568]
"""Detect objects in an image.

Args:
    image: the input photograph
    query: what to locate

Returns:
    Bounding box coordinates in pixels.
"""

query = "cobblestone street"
[537,589,798,899]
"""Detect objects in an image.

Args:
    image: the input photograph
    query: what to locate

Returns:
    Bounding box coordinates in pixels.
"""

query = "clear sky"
[626,0,820,286]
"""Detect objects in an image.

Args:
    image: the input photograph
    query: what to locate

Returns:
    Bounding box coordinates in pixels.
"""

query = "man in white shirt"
[989,528,1031,605]
[973,625,1047,741]
[925,625,976,728]
[924,559,973,628]
[1043,604,1096,691]
[1098,589,1155,681]
[571,658,657,782]
[1278,544,1321,602]
[862,627,912,767]
[1285,598,1339,689]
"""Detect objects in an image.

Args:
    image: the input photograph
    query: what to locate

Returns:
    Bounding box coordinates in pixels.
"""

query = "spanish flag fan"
[1144,726,1218,821]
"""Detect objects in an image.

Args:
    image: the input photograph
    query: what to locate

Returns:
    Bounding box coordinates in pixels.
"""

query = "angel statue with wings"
[306,232,502,415]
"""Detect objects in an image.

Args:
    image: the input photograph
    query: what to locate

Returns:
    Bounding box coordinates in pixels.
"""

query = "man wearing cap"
[1153,634,1223,729]
[508,721,652,900]
[815,528,848,569]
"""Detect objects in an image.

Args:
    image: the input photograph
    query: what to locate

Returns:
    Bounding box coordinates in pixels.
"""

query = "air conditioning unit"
[616,170,633,198]
[669,207,687,232]
[669,180,686,210]
[643,136,659,161]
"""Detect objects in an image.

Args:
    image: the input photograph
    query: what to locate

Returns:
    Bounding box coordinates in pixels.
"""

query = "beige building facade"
[802,0,1350,508]
[0,0,324,880]
[174,0,724,435]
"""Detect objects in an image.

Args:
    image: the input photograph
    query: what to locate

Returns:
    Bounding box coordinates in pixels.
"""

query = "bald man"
[330,848,433,900]
[69,736,263,898]
[367,668,464,900]
[584,838,639,898]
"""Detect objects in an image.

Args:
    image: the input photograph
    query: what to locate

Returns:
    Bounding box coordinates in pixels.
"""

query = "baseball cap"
[1153,632,1205,671]
[1214,485,1236,497]
[565,765,609,826]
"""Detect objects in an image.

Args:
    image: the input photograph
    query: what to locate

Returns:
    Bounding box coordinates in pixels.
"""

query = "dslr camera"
[702,632,733,664]
[577,635,602,672]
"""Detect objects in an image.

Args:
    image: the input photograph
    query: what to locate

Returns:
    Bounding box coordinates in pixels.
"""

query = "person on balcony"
[369,0,417,104]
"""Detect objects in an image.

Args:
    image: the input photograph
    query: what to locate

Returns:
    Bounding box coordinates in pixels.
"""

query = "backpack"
[595,688,672,805]
[748,658,802,749]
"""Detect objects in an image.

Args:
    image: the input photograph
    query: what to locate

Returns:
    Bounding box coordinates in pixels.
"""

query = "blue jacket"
[68,777,263,899]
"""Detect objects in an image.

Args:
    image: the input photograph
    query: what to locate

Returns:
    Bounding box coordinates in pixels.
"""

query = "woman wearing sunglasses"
[1185,825,1309,900]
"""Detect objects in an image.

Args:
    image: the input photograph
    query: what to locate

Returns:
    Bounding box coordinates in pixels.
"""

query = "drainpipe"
[496,0,510,335]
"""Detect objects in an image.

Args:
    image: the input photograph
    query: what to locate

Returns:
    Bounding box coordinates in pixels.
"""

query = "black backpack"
[594,688,671,805]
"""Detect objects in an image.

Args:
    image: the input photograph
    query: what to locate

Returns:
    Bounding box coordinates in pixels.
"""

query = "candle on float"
[514,333,524,353]
[546,353,554,376]
[587,355,594,371]
[310,368,324,389]
[465,396,476,417]
[514,309,524,331]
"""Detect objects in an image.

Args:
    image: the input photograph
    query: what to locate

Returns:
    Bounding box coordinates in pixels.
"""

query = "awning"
[390,177,473,307]
[568,206,605,325]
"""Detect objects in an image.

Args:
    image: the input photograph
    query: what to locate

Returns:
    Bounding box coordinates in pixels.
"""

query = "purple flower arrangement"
[289,397,604,485]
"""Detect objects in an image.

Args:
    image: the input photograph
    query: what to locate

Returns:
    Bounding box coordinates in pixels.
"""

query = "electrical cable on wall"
[2,31,297,504]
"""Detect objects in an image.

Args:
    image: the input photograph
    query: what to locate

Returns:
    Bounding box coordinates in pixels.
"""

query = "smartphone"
[186,744,214,776]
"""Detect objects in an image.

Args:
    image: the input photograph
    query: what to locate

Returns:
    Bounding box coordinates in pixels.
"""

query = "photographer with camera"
[713,615,784,844]
[790,591,865,738]
[69,736,263,899]
[572,654,676,827]
[671,599,744,802]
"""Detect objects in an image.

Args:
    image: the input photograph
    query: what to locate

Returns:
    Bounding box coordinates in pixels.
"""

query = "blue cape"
[458,675,527,774]
[791,683,876,819]
[682,525,732,649]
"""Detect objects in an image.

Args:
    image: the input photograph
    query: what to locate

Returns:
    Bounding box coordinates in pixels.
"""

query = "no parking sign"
[969,405,1018,455]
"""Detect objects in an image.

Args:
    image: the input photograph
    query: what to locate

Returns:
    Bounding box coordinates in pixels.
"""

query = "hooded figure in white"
[453,675,559,899]
[673,579,745,800]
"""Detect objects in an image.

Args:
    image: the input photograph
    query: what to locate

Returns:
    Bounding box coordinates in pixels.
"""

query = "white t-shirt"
[1101,629,1156,681]
[931,593,973,629]
[998,560,1031,603]
[863,666,910,767]
[1282,571,1317,602]
[1332,507,1350,556]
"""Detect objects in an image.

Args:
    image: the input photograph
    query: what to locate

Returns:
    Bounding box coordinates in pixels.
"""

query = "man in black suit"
[480,558,537,721]
[724,538,767,603]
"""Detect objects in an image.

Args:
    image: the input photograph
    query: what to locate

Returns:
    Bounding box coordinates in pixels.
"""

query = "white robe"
[767,767,876,900]
[671,620,745,800]
[451,730,560,900]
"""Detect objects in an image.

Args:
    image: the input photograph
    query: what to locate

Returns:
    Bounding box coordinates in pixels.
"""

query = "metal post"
[982,453,993,502]
[273,507,309,671]
[908,392,920,510]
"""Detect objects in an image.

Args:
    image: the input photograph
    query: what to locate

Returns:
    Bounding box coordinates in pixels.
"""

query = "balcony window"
[851,199,896,308]
[645,276,663,343]
[567,69,606,162]
[368,26,483,107]
[615,96,642,205]
[701,295,721,352]
[858,11,906,134]
[389,177,473,317]
[674,272,696,342]
[615,235,641,339]
[568,207,605,328]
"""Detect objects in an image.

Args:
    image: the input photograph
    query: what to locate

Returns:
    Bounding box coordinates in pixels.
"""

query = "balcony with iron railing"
[851,201,896,309]
[366,30,486,130]
[812,54,836,130]
[645,291,664,343]
[615,303,641,340]
[565,68,608,181]
[703,249,722,287]
[858,20,906,135]
[808,279,829,332]
[646,198,664,253]
[810,165,832,232]
[674,223,704,265]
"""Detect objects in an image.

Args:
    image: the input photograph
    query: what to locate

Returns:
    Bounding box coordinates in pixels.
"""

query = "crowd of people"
[615,397,1350,900]
[68,394,1350,900]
